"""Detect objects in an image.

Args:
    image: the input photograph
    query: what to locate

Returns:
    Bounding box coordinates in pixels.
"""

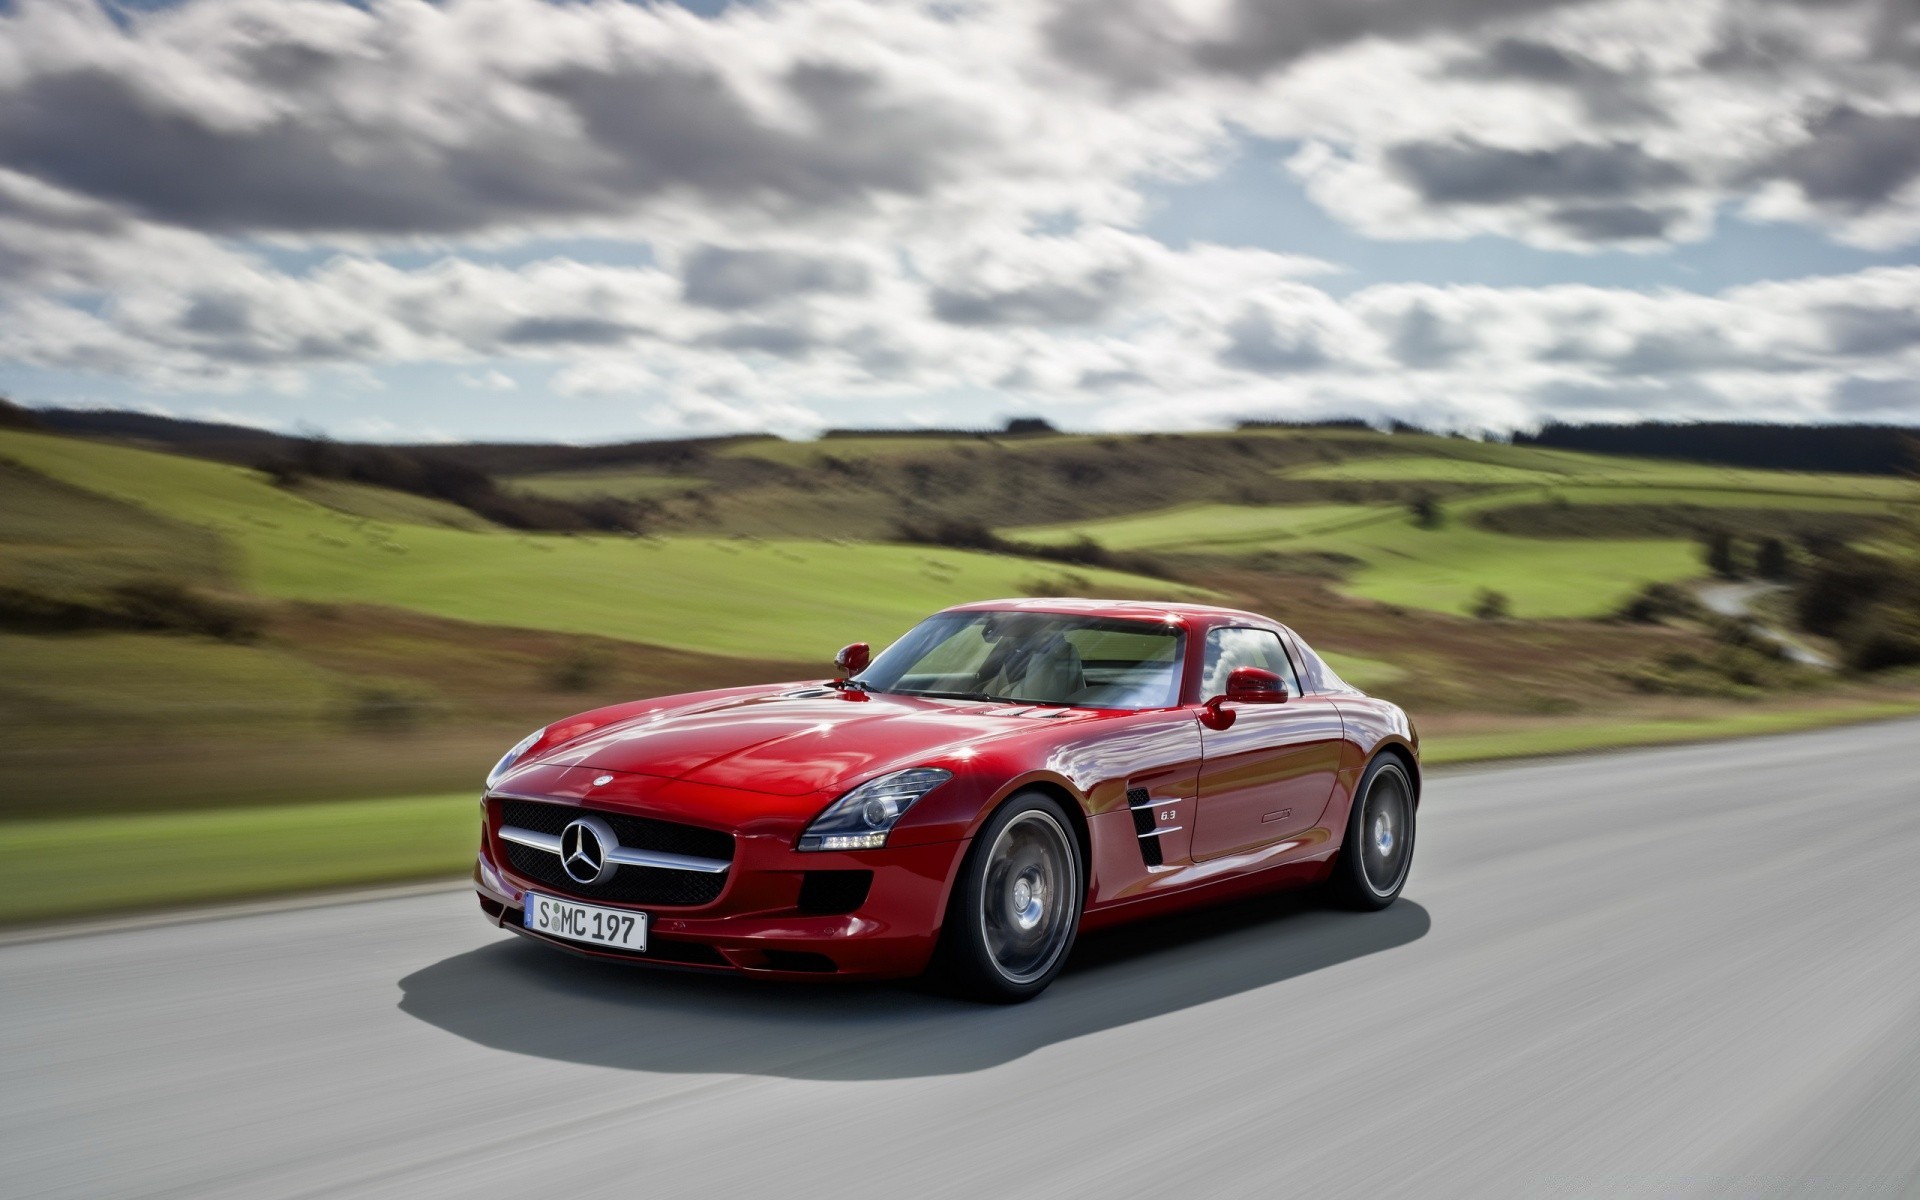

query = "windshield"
[858,612,1186,709]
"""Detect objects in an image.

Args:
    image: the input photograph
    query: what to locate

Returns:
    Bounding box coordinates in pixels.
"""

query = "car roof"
[940,596,1284,630]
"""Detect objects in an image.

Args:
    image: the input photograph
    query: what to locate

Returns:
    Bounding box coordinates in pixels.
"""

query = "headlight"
[798,767,952,851]
[486,727,546,789]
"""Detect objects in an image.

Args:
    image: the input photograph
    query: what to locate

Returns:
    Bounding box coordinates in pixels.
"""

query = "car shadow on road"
[397,892,1430,1081]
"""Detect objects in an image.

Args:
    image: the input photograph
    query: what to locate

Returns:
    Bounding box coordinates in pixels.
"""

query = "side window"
[1201,627,1301,699]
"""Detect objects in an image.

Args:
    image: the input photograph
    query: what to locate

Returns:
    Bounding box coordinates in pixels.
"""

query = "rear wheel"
[1328,756,1416,910]
[935,791,1084,1003]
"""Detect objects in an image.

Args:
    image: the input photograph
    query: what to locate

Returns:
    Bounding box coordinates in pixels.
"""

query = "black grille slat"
[496,798,732,907]
[498,799,732,861]
[1126,786,1163,867]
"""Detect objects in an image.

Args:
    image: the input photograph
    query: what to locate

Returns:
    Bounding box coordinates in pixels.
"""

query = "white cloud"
[0,0,1917,433]
[459,368,518,391]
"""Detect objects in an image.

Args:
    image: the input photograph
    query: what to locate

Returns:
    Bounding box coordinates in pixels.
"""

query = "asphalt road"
[5,719,1920,1199]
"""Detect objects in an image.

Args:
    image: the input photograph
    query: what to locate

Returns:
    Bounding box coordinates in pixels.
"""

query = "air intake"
[1126,786,1163,867]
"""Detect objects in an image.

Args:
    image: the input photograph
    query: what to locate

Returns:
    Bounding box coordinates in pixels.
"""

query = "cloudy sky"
[1,0,1917,442]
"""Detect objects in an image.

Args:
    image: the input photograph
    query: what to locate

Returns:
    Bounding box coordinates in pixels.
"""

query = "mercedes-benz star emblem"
[559,817,616,885]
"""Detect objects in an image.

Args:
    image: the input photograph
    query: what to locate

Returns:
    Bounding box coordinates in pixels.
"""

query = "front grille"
[498,799,733,861]
[496,797,732,908]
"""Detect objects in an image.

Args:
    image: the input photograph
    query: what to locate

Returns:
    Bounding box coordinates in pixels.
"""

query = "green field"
[1281,447,1915,498]
[0,430,1195,659]
[1284,455,1570,485]
[1012,500,1701,617]
[290,477,498,531]
[1010,446,1912,618]
[1016,502,1394,550]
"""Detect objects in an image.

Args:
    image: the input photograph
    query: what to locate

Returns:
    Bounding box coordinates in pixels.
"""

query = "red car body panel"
[475,598,1418,979]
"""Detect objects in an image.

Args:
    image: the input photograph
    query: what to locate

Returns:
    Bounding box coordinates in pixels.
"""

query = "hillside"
[0,429,1193,660]
[0,418,1912,743]
[2,413,1918,918]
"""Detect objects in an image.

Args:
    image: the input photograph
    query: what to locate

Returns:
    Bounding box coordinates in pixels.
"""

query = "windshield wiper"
[887,689,1075,707]
[886,689,1000,702]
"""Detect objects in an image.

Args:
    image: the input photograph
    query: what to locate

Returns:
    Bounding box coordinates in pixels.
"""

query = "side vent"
[1126,786,1163,867]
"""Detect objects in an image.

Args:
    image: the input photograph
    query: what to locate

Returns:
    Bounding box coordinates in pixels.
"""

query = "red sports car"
[474,598,1419,1001]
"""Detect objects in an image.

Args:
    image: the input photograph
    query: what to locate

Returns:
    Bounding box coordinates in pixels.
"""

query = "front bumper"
[475,823,969,981]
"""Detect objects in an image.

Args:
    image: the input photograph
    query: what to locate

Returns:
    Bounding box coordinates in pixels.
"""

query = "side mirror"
[835,642,871,678]
[1202,666,1287,726]
[1223,666,1287,704]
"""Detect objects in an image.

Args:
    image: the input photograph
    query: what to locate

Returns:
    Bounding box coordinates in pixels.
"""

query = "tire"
[934,791,1085,1003]
[1328,755,1417,911]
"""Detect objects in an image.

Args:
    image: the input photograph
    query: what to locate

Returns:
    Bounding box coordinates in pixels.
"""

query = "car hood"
[553,686,1094,797]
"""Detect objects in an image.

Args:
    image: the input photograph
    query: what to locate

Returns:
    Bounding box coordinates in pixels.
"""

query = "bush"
[1469,588,1510,620]
[1702,529,1739,578]
[1792,549,1900,637]
[0,579,262,641]
[1617,581,1704,624]
[1841,602,1920,672]
[0,586,99,632]
[1018,571,1095,597]
[109,579,264,642]
[256,437,653,534]
[346,687,426,733]
[1755,536,1793,581]
[1410,494,1445,529]
[1620,646,1805,698]
[545,648,609,692]
[892,518,1172,579]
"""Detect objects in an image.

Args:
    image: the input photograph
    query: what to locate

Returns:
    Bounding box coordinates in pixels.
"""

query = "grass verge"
[1423,700,1920,766]
[0,793,478,925]
[8,702,1919,927]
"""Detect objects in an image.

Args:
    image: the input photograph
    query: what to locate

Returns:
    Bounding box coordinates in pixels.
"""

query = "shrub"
[1619,646,1805,698]
[0,579,262,641]
[892,518,1172,579]
[1755,536,1793,581]
[255,437,653,534]
[1792,549,1899,637]
[346,687,426,733]
[1019,571,1095,597]
[1841,602,1920,672]
[109,579,264,642]
[1410,494,1445,529]
[1702,528,1739,578]
[1617,581,1704,624]
[1469,588,1511,620]
[546,648,609,692]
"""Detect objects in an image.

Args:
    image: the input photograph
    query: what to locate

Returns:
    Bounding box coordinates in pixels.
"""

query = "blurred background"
[0,0,1917,926]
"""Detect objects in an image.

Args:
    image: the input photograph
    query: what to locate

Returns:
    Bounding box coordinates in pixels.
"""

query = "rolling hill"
[3,412,1917,919]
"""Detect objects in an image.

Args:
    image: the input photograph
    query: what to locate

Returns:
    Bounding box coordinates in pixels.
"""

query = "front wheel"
[935,791,1084,1003]
[1328,756,1416,911]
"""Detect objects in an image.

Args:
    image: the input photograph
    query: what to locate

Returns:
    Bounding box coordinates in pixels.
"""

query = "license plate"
[523,893,647,952]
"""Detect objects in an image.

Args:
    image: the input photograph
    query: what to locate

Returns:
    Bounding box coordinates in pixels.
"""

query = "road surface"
[5,719,1920,1198]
